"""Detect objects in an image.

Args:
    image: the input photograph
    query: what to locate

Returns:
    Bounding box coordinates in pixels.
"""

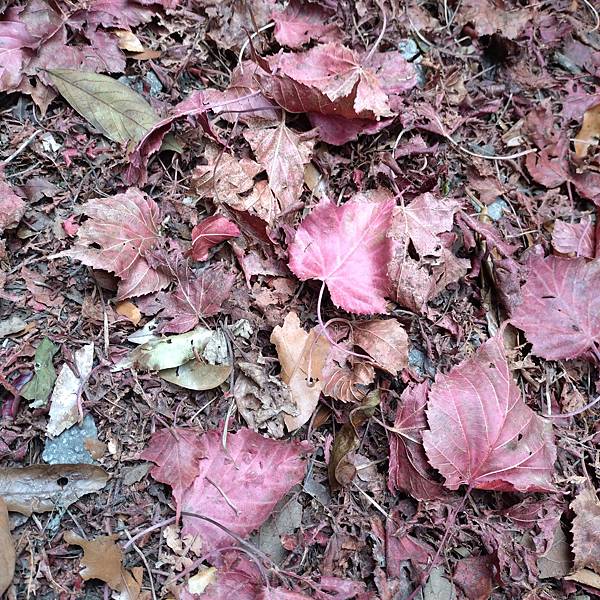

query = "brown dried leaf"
[0,498,15,596]
[270,311,331,431]
[0,464,108,516]
[65,531,143,598]
[353,319,409,375]
[574,103,600,158]
[571,484,600,574]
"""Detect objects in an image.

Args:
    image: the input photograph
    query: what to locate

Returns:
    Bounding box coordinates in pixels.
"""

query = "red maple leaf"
[422,335,556,493]
[288,198,394,314]
[188,215,241,262]
[511,254,600,360]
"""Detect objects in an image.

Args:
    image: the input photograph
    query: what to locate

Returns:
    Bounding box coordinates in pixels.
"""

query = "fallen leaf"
[270,311,331,431]
[422,335,557,492]
[0,173,26,234]
[552,219,595,258]
[188,566,217,594]
[60,189,170,300]
[574,102,600,158]
[353,319,408,375]
[511,255,600,360]
[114,29,145,53]
[423,566,457,600]
[144,427,311,551]
[47,343,94,438]
[565,568,600,589]
[288,198,394,314]
[272,0,342,48]
[130,327,215,371]
[21,337,58,408]
[115,300,142,325]
[457,0,531,39]
[537,523,572,579]
[49,69,159,144]
[571,484,600,574]
[160,361,231,391]
[261,42,394,120]
[244,121,314,212]
[0,498,15,596]
[65,531,143,598]
[188,215,241,262]
[140,428,205,521]
[328,390,379,490]
[453,555,494,600]
[388,382,444,501]
[0,464,108,515]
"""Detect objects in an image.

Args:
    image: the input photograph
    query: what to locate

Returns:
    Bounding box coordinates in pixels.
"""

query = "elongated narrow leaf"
[49,69,159,143]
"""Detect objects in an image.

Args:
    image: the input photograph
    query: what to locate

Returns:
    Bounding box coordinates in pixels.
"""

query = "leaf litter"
[1,0,600,598]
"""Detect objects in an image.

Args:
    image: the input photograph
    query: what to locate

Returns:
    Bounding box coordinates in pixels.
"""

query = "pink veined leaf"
[511,254,600,360]
[552,219,595,258]
[140,428,205,522]
[158,428,311,551]
[59,188,170,300]
[388,382,444,501]
[260,42,394,120]
[0,172,26,234]
[0,6,38,91]
[244,121,314,213]
[423,335,556,493]
[288,198,395,314]
[157,266,236,334]
[308,113,393,145]
[272,0,342,48]
[188,215,241,262]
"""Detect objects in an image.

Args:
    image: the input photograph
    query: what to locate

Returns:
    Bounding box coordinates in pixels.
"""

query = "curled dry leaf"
[115,300,142,325]
[0,464,109,515]
[270,311,331,431]
[423,335,557,493]
[244,121,314,214]
[288,198,394,314]
[188,215,241,262]
[47,342,94,438]
[0,498,15,596]
[388,382,444,501]
[353,318,409,375]
[511,255,600,360]
[65,531,143,599]
[60,188,170,300]
[574,103,600,158]
[328,390,379,490]
[49,69,159,144]
[571,484,600,574]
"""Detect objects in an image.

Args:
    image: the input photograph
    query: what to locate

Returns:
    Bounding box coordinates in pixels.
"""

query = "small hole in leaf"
[517,433,523,442]
[57,477,69,487]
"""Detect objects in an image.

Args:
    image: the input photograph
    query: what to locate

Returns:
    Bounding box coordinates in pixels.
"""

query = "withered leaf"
[0,464,108,516]
[0,498,15,596]
[49,69,159,144]
[160,361,232,391]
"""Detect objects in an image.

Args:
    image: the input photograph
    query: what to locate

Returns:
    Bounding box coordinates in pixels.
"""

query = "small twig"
[582,0,600,32]
[1,130,40,166]
[543,394,600,419]
[237,22,275,71]
[365,0,387,61]
[124,529,157,600]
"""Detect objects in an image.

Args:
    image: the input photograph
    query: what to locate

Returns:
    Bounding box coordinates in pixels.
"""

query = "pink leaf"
[180,428,311,550]
[60,188,170,299]
[388,382,444,500]
[261,43,394,120]
[189,215,241,262]
[308,113,393,145]
[272,0,342,48]
[0,172,26,234]
[422,335,556,492]
[140,428,205,521]
[552,219,595,258]
[244,121,314,212]
[157,266,236,334]
[511,255,600,360]
[288,198,394,314]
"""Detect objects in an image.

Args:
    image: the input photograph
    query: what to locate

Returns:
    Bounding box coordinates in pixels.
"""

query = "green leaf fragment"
[22,337,58,407]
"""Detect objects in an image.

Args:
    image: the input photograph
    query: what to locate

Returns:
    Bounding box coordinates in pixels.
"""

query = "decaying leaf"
[552,219,594,258]
[0,173,26,235]
[353,319,408,375]
[188,215,241,262]
[160,361,231,391]
[0,498,15,596]
[116,300,142,325]
[511,255,600,360]
[47,343,94,438]
[571,484,600,574]
[59,189,170,300]
[423,336,557,493]
[49,69,159,143]
[574,103,600,158]
[65,531,143,599]
[0,464,108,515]
[328,390,380,490]
[21,337,58,408]
[270,311,331,431]
[288,198,394,314]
